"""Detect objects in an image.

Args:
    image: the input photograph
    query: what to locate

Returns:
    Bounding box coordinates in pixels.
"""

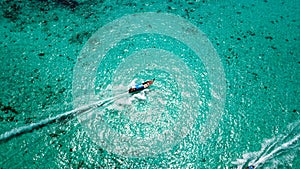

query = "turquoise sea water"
[0,0,299,168]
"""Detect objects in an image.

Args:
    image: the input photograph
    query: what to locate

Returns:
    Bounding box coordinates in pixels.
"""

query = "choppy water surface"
[0,0,299,168]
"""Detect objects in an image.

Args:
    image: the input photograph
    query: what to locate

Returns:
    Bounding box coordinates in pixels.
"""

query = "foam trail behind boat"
[232,121,300,168]
[0,92,127,143]
[252,132,300,167]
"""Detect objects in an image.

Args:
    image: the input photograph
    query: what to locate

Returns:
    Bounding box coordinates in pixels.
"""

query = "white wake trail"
[232,121,300,168]
[0,92,127,143]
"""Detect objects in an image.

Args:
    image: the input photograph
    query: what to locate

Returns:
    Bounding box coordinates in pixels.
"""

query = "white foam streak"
[0,92,127,142]
[232,121,300,168]
[253,132,300,167]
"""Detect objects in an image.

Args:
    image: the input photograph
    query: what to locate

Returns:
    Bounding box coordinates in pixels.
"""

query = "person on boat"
[128,78,155,93]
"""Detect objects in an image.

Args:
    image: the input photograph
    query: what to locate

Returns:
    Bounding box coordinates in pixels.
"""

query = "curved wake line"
[233,121,300,169]
[0,92,127,143]
[253,132,300,167]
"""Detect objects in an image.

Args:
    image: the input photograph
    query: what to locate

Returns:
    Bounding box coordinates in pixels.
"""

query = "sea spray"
[232,121,300,168]
[0,92,127,143]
